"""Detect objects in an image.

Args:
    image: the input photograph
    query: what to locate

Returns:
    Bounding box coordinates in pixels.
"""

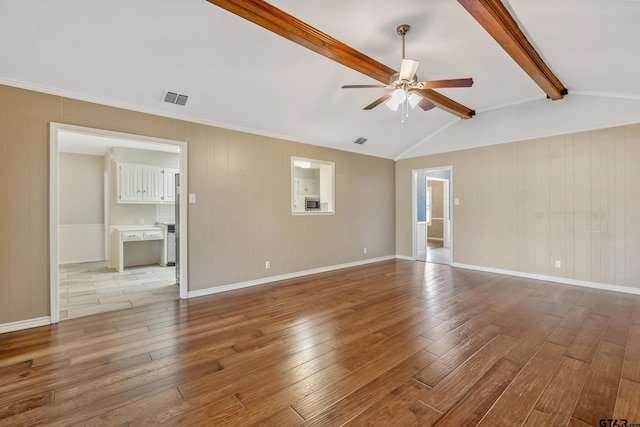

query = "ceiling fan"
[342,24,474,122]
[206,0,476,119]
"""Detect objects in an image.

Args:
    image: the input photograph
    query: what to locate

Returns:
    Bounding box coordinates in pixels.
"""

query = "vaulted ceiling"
[1,0,640,159]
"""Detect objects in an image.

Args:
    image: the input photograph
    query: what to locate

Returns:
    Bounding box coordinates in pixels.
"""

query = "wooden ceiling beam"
[415,89,475,119]
[206,0,476,119]
[457,0,567,100]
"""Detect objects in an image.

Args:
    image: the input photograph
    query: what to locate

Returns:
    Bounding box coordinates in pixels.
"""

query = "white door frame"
[412,166,453,262]
[49,123,189,324]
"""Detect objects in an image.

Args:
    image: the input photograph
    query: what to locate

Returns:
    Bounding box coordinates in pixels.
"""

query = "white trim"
[0,317,51,334]
[396,255,414,261]
[50,127,60,322]
[188,256,396,298]
[570,90,640,101]
[452,262,640,296]
[428,238,444,241]
[476,94,547,114]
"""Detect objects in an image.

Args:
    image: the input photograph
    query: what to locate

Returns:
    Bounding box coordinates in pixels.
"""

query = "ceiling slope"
[457,0,567,100]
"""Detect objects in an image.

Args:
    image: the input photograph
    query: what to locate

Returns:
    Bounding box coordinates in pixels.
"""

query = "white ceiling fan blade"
[399,59,419,81]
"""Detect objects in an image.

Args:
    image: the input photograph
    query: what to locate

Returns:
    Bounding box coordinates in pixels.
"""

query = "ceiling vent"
[162,90,189,106]
[354,137,367,145]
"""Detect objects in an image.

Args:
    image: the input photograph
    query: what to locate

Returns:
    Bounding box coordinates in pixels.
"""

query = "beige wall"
[0,84,395,324]
[397,124,640,289]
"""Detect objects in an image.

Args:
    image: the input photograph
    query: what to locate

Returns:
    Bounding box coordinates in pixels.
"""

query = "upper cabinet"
[117,162,178,204]
[162,167,178,203]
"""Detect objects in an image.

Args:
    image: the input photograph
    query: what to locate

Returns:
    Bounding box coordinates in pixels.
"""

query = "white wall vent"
[162,90,189,106]
[354,137,367,145]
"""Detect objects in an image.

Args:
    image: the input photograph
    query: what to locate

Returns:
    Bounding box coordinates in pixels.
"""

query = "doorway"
[49,123,189,323]
[413,167,452,264]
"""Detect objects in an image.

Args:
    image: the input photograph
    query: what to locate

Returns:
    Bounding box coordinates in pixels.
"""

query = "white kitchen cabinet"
[117,162,178,204]
[162,168,179,203]
[142,166,164,202]
[118,163,143,202]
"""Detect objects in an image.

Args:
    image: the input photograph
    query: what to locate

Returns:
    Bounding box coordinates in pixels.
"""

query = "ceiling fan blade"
[363,93,392,110]
[414,89,475,119]
[420,78,474,89]
[417,97,436,111]
[399,59,420,81]
[341,85,388,89]
[206,0,396,84]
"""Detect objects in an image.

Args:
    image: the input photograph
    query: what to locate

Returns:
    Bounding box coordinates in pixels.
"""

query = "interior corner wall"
[0,84,396,325]
[395,123,640,290]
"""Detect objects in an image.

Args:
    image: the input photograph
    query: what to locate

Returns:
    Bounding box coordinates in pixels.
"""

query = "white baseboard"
[188,256,397,298]
[396,255,414,261]
[427,238,444,241]
[452,262,640,296]
[0,317,51,334]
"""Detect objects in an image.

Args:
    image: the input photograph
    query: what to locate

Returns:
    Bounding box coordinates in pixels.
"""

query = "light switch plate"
[454,198,460,205]
[189,193,196,204]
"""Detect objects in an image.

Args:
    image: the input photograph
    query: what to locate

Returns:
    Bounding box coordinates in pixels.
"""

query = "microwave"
[305,197,320,211]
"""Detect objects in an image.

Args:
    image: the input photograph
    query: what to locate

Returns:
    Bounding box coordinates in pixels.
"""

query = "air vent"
[162,90,189,106]
[354,137,367,145]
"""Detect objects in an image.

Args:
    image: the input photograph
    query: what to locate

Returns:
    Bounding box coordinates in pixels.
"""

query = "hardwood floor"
[1,260,639,426]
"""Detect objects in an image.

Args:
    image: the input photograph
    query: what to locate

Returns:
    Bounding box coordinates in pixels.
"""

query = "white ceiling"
[2,0,640,160]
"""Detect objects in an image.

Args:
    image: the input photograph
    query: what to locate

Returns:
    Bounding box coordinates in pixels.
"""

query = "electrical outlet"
[555,260,561,268]
[363,248,367,254]
[138,218,145,224]
[265,261,271,269]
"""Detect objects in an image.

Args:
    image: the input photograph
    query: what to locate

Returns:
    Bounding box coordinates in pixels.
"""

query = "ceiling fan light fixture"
[399,59,420,82]
[390,88,407,103]
[385,98,400,111]
[408,92,422,109]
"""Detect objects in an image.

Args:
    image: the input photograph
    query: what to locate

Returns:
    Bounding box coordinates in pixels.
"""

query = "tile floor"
[416,239,452,264]
[59,261,179,320]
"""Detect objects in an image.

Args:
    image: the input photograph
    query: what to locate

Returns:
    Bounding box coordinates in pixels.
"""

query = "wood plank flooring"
[1,259,639,426]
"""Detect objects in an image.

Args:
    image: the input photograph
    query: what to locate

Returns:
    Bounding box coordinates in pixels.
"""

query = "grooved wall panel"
[7,87,31,321]
[549,135,566,277]
[396,124,640,291]
[0,84,395,325]
[626,126,640,287]
[0,86,8,320]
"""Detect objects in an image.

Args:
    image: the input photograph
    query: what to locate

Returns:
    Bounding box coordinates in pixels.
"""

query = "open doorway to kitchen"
[413,167,452,265]
[49,123,188,322]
